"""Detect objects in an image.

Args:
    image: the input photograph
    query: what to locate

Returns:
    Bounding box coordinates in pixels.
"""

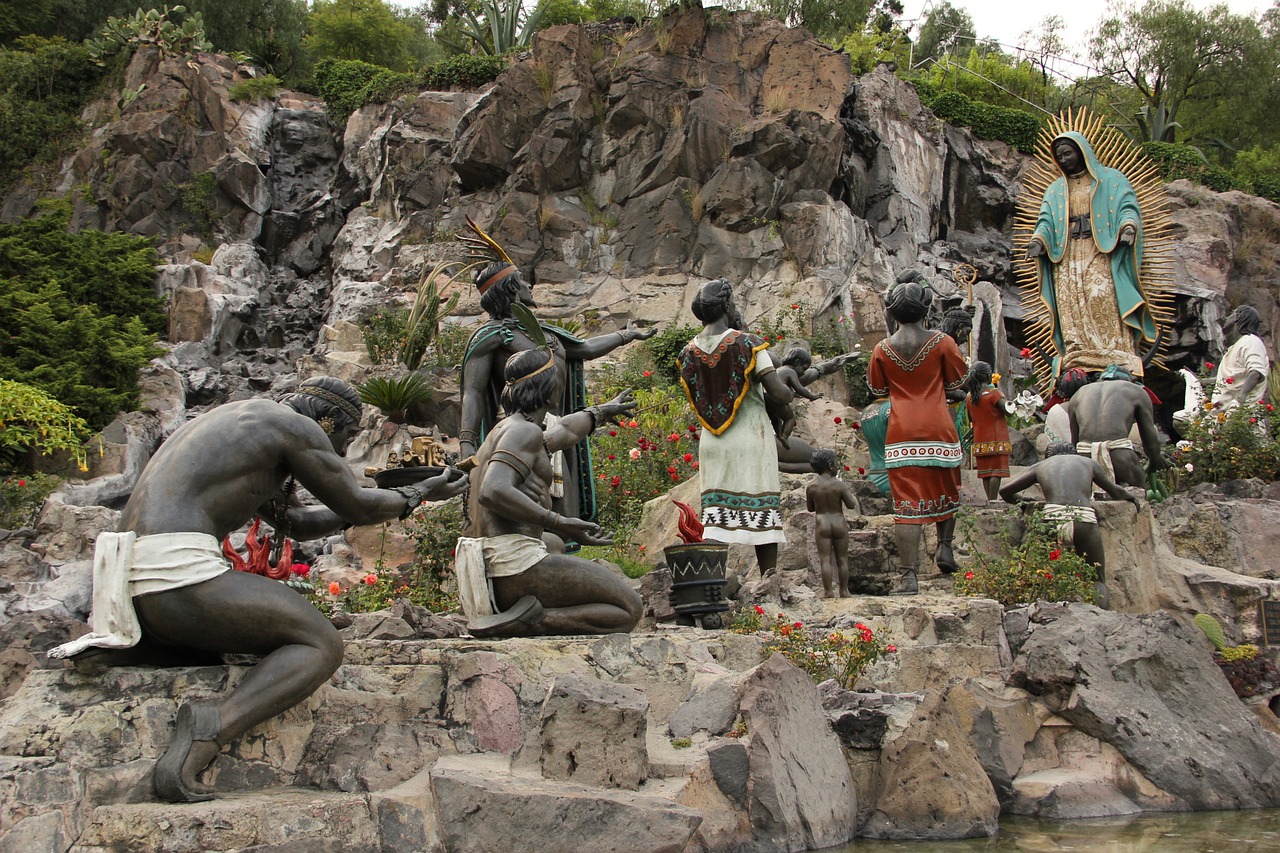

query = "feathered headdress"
[460,214,517,295]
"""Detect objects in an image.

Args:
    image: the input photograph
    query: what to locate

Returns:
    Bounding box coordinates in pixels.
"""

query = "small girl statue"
[965,361,1014,501]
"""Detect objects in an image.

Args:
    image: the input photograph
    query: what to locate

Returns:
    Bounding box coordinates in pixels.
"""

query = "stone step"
[70,788,380,853]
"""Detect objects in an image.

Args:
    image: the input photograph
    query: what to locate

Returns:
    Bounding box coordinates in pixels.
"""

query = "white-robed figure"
[1211,305,1270,413]
[677,279,794,576]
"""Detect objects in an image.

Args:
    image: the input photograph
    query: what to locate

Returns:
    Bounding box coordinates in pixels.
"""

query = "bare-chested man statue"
[1067,366,1167,487]
[456,348,643,637]
[49,377,468,803]
[1000,441,1142,607]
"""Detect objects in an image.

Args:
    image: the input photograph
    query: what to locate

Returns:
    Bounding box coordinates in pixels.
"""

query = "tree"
[914,1,976,64]
[306,0,424,71]
[751,0,877,42]
[1089,0,1267,144]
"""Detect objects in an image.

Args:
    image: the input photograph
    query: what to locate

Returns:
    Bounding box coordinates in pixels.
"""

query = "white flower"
[1184,463,1194,473]
[1176,440,1192,452]
[629,448,641,461]
[1012,390,1045,421]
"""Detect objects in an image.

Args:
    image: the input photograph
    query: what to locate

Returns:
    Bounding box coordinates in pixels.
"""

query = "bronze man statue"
[458,219,653,526]
[1000,441,1142,608]
[1067,366,1167,487]
[456,348,643,636]
[50,377,468,803]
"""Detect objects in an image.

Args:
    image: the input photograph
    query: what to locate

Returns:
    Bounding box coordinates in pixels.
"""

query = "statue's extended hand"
[626,321,656,341]
[419,467,468,501]
[556,517,614,546]
[599,389,637,423]
[1025,240,1045,260]
[1118,226,1136,245]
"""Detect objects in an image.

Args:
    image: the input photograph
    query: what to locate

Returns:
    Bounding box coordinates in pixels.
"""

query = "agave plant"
[449,0,546,56]
[358,374,435,423]
[400,262,466,372]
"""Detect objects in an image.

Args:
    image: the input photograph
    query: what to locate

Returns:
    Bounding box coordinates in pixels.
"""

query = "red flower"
[1019,347,1032,358]
[608,429,617,436]
[16,479,24,487]
[964,570,975,580]
[1268,404,1276,411]
[1205,361,1215,370]
[643,370,652,377]
[670,473,680,481]
[290,563,311,577]
[855,622,867,631]
[628,420,638,428]
[753,604,765,615]
[1048,549,1061,561]
[607,454,615,460]
[851,422,860,430]
[1225,376,1234,384]
[843,465,851,471]
[1044,572,1054,580]
[667,466,677,474]
[1250,418,1257,424]
[610,475,621,488]
[364,573,379,586]
[886,644,897,653]
[858,467,866,474]
[834,416,842,424]
[688,425,697,433]
[683,452,693,463]
[790,304,799,310]
[793,621,803,628]
[691,461,699,470]
[668,432,680,442]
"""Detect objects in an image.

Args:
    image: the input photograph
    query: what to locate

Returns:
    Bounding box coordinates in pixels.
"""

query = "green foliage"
[403,496,465,610]
[443,0,546,56]
[1194,612,1228,651]
[919,88,1043,152]
[645,323,700,387]
[749,0,877,42]
[1221,643,1259,663]
[0,379,89,472]
[0,210,163,432]
[177,171,217,237]
[914,0,975,63]
[313,56,416,122]
[1171,400,1280,485]
[587,382,698,544]
[361,308,411,365]
[0,471,61,530]
[401,264,463,372]
[419,52,509,90]
[227,74,281,102]
[577,543,652,578]
[747,609,895,689]
[839,25,912,75]
[305,0,421,72]
[0,36,102,192]
[1231,144,1280,204]
[954,511,1099,607]
[358,373,435,421]
[85,4,212,64]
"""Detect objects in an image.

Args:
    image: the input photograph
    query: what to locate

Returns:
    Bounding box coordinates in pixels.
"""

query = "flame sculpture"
[221,518,293,580]
[672,499,704,544]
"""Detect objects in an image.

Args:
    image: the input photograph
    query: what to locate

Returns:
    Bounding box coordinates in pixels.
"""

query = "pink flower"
[1019,347,1032,358]
[691,461,698,470]
[629,448,641,460]
[290,563,311,577]
[886,644,897,653]
[668,432,680,442]
[364,573,378,586]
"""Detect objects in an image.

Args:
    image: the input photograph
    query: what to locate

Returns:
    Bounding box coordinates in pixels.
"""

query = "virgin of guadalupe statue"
[1014,110,1175,387]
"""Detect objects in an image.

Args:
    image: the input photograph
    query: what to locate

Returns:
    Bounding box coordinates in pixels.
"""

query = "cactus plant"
[1194,613,1227,651]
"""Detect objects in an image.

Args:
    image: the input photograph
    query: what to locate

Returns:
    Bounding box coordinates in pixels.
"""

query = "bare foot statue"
[49,377,468,802]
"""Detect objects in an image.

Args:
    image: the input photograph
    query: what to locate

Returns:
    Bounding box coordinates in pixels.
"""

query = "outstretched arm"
[544,390,637,453]
[564,322,654,360]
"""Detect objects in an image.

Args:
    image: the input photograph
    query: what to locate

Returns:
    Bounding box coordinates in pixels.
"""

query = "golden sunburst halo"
[1012,107,1177,391]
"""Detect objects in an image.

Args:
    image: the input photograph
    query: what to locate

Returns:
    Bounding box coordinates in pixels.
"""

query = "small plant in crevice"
[358,374,434,423]
[953,510,1098,607]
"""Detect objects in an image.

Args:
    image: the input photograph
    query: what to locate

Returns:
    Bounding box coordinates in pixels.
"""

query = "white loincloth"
[1043,503,1097,548]
[453,534,548,621]
[1076,438,1134,482]
[544,413,565,499]
[48,532,230,658]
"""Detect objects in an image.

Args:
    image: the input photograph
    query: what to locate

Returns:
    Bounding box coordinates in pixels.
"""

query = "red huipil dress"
[967,388,1012,479]
[867,331,968,524]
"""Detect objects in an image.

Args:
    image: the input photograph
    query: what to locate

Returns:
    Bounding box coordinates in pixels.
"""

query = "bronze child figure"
[806,448,857,598]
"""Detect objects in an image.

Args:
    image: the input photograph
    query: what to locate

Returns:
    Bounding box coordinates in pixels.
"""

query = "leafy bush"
[419,53,509,91]
[361,308,412,365]
[921,88,1043,152]
[313,57,415,122]
[0,209,163,431]
[228,74,281,102]
[0,37,103,192]
[733,605,896,689]
[0,471,62,530]
[1171,400,1280,485]
[358,373,435,421]
[953,511,1099,607]
[0,379,90,472]
[645,322,700,386]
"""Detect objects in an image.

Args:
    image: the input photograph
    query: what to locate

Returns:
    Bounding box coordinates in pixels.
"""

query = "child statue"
[806,448,858,598]
[964,361,1014,501]
[766,342,861,448]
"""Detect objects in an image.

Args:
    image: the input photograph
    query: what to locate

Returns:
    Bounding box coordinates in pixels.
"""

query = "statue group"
[52,106,1271,806]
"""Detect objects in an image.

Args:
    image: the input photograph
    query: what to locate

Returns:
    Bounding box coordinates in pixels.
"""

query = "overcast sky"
[898,0,1272,69]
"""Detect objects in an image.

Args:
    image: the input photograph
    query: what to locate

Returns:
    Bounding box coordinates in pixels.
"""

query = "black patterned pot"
[665,542,730,629]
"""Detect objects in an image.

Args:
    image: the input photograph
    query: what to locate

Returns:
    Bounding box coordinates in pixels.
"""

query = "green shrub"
[361,308,412,365]
[85,5,213,64]
[954,510,1099,607]
[758,611,895,689]
[1142,141,1245,195]
[0,472,62,530]
[0,37,103,192]
[0,379,90,472]
[643,322,700,387]
[313,57,415,123]
[358,373,435,421]
[419,53,509,90]
[228,74,282,102]
[177,172,218,237]
[920,88,1043,153]
[1194,613,1228,651]
[1171,400,1280,485]
[0,210,163,432]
